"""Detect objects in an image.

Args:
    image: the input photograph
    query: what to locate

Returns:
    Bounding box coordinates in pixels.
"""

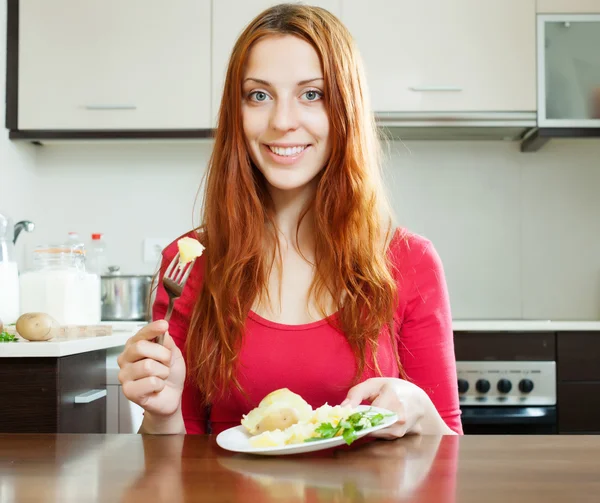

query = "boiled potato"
[177,237,205,265]
[255,407,300,434]
[16,313,60,341]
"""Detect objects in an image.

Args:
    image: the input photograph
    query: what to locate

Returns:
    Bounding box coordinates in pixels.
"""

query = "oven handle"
[461,406,556,425]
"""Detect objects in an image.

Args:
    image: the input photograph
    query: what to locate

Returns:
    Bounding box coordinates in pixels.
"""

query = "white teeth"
[268,145,307,156]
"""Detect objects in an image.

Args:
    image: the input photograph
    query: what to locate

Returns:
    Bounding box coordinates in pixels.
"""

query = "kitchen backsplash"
[2,138,598,321]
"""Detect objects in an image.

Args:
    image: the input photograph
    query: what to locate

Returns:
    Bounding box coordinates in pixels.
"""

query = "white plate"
[216,405,397,456]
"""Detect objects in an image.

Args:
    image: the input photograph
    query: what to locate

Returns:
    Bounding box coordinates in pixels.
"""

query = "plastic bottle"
[87,233,108,276]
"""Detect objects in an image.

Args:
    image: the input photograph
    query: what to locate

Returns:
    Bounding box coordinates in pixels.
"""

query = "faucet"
[13,220,35,245]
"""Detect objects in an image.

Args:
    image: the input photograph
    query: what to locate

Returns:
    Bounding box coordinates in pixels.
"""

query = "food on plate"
[15,312,60,341]
[241,388,392,447]
[241,388,313,435]
[0,317,3,332]
[177,237,205,265]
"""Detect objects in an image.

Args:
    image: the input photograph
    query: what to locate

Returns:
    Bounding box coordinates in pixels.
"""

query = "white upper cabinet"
[342,0,537,113]
[18,0,211,130]
[538,0,600,13]
[211,0,341,127]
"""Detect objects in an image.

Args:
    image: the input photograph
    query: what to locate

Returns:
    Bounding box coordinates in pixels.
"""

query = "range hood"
[374,111,537,142]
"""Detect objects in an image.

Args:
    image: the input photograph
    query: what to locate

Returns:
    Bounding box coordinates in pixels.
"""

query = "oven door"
[460,406,557,434]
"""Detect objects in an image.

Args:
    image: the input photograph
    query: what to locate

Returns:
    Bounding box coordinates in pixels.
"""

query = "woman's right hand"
[117,320,186,421]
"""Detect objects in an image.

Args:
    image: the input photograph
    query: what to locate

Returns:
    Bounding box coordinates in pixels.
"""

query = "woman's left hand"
[340,377,427,439]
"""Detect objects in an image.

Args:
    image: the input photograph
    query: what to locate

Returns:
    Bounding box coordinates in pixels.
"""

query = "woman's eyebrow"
[243,77,324,86]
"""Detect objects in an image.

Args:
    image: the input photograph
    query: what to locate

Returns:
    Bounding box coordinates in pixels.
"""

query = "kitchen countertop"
[0,322,144,358]
[1,434,598,502]
[452,320,600,332]
[3,319,600,358]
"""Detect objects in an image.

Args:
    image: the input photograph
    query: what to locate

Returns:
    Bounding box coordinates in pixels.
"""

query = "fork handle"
[156,297,175,345]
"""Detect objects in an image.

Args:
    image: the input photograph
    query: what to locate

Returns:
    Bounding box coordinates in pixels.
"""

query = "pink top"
[152,229,463,435]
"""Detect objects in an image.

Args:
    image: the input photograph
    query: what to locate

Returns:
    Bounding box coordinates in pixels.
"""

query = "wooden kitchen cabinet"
[0,350,107,433]
[211,0,341,127]
[14,0,211,131]
[341,0,537,113]
[538,0,600,13]
[557,332,600,433]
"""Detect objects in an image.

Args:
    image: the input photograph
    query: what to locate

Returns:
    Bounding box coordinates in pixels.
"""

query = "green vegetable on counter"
[0,331,17,342]
[305,408,393,446]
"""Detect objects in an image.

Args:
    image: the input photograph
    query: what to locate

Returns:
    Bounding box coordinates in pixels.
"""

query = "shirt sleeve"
[152,249,207,435]
[397,239,463,434]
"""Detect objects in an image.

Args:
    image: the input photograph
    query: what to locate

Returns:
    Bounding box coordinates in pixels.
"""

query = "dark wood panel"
[557,332,600,381]
[0,357,58,432]
[0,351,107,433]
[558,382,600,433]
[454,332,556,361]
[5,0,18,129]
[9,129,215,141]
[58,350,107,434]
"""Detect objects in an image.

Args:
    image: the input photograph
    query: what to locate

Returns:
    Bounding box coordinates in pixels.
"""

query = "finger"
[122,376,166,405]
[123,339,172,367]
[341,379,386,408]
[127,320,169,346]
[118,321,169,367]
[122,358,170,382]
[372,388,406,423]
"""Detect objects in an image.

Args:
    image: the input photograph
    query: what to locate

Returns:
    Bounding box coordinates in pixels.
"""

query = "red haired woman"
[118,3,462,437]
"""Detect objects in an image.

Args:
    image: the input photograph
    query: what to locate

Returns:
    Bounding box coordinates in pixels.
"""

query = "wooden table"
[1,434,599,502]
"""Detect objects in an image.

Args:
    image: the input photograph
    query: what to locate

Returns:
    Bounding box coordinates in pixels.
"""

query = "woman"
[118,3,462,437]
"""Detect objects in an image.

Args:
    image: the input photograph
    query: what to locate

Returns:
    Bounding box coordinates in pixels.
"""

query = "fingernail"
[340,399,350,407]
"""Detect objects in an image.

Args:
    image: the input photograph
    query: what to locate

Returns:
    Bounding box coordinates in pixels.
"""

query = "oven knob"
[519,379,534,394]
[497,379,512,394]
[458,379,469,394]
[475,379,490,393]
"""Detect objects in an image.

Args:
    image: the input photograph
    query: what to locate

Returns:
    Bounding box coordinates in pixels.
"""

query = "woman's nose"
[270,99,300,132]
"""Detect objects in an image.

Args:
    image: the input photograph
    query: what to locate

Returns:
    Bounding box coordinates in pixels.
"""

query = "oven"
[454,331,557,435]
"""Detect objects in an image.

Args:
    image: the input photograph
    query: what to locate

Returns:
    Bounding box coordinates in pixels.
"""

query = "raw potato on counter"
[15,312,60,341]
[241,388,391,447]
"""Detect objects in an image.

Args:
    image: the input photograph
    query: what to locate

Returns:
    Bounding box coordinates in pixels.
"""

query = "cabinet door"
[211,0,341,127]
[342,0,536,113]
[18,0,211,130]
[538,0,600,13]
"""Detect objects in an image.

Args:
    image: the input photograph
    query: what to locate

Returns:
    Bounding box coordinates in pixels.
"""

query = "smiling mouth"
[266,144,309,157]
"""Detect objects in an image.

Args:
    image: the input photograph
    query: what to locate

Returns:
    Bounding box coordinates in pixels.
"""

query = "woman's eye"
[302,90,323,101]
[249,91,270,102]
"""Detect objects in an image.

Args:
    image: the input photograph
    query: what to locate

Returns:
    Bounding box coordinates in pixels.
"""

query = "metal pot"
[101,266,153,322]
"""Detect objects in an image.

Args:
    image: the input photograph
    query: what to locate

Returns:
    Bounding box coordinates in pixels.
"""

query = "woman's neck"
[269,181,317,250]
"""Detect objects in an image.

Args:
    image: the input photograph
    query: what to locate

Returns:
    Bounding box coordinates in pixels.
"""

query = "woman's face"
[242,35,332,195]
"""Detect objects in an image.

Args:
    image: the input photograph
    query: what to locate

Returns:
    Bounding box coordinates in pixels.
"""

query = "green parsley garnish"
[0,331,17,342]
[304,408,393,446]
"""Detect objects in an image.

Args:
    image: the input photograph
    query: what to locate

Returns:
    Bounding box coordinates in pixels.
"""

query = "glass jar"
[19,245,101,325]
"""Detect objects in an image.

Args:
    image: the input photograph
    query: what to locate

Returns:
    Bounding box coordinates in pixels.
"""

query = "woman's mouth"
[263,144,310,165]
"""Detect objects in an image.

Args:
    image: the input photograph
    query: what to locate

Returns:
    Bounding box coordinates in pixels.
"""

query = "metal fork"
[156,252,196,345]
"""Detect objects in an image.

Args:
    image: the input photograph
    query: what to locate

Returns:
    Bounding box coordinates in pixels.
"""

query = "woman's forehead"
[244,34,323,84]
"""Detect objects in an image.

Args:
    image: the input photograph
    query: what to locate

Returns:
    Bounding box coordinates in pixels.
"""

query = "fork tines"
[165,252,196,285]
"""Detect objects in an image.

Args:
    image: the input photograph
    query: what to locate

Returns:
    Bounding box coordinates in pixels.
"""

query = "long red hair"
[187,3,402,403]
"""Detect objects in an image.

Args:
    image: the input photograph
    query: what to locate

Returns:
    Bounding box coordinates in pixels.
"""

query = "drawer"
[558,382,600,433]
[558,333,600,381]
[59,351,107,433]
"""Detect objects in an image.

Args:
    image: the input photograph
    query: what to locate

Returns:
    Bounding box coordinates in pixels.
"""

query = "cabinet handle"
[74,389,107,404]
[84,105,137,110]
[409,86,463,92]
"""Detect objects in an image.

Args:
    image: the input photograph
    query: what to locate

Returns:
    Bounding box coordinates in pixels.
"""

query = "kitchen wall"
[0,4,37,242]
[19,137,600,321]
